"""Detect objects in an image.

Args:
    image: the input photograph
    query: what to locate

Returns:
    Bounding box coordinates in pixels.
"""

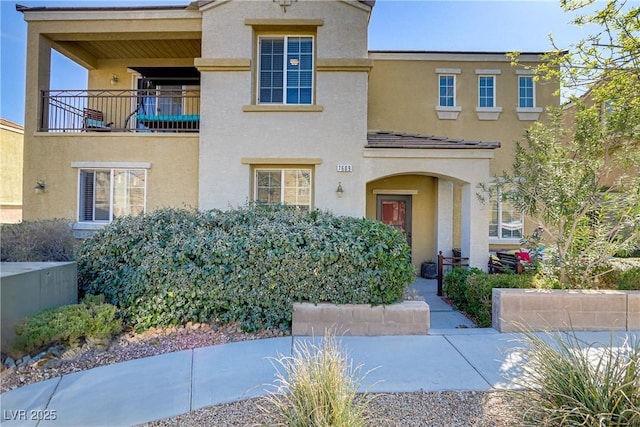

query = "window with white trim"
[258,36,313,105]
[438,75,456,107]
[78,169,146,222]
[255,168,311,210]
[478,76,495,108]
[518,76,535,108]
[489,185,523,240]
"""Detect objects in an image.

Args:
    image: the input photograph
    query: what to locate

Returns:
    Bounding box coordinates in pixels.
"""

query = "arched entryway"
[366,174,438,270]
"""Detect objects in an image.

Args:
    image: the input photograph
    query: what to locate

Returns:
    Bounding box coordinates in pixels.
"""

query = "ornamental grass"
[259,331,375,427]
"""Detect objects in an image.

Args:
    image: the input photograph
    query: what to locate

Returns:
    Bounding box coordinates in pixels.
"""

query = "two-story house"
[17,0,558,271]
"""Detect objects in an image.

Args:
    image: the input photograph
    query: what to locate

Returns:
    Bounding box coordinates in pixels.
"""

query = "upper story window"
[435,68,461,120]
[516,71,543,120]
[258,36,313,105]
[438,75,456,107]
[78,169,146,223]
[478,76,495,108]
[475,70,502,120]
[255,168,312,210]
[518,76,534,108]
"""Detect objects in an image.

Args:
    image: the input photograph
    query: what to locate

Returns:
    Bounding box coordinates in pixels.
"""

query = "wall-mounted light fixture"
[34,180,46,194]
[336,182,344,198]
[273,0,296,13]
[110,74,118,85]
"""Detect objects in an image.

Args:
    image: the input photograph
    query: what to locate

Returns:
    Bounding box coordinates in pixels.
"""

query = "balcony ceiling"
[85,39,200,59]
[54,38,202,60]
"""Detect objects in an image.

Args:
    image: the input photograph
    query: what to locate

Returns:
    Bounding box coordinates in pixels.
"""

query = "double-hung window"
[438,75,455,107]
[518,76,534,108]
[515,72,542,120]
[258,36,313,105]
[78,169,146,222]
[478,76,495,108]
[255,168,312,210]
[489,184,523,240]
[435,68,461,119]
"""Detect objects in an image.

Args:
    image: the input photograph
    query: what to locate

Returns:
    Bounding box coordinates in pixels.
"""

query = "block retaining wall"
[292,301,430,336]
[492,288,640,332]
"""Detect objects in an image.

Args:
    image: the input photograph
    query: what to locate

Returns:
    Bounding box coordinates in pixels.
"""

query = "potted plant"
[420,259,437,279]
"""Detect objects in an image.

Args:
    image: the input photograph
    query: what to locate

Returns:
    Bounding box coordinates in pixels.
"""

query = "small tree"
[501,0,640,286]
[501,106,639,286]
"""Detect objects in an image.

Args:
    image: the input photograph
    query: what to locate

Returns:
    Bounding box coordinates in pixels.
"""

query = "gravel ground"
[137,390,520,426]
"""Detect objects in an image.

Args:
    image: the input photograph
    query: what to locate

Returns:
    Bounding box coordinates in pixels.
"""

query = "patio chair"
[83,108,112,132]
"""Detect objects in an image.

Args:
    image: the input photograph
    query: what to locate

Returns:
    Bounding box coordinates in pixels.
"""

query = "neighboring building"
[0,119,24,223]
[17,0,559,271]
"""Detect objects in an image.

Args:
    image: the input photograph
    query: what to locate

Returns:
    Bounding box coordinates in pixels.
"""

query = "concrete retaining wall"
[492,288,640,332]
[292,301,430,336]
[1,262,77,349]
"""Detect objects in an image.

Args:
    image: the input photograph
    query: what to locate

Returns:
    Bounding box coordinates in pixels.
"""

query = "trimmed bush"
[511,332,640,426]
[13,295,122,355]
[465,273,536,326]
[443,268,535,327]
[77,206,415,331]
[0,219,78,262]
[598,263,640,291]
[617,267,640,290]
[442,267,482,308]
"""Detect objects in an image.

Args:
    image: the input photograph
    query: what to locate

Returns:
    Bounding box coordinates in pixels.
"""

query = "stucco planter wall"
[492,288,640,333]
[1,262,77,349]
[292,301,430,336]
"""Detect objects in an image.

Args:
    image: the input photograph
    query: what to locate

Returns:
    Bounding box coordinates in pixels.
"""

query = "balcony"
[40,88,200,133]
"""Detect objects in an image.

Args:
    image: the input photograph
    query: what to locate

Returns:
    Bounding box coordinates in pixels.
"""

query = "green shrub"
[464,274,535,327]
[594,261,640,291]
[77,205,415,331]
[442,267,482,308]
[617,267,640,290]
[13,295,122,355]
[260,331,374,427]
[444,268,535,327]
[511,332,640,426]
[0,219,78,262]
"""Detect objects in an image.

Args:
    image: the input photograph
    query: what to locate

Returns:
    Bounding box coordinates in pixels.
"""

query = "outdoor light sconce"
[110,74,118,85]
[34,180,46,194]
[273,0,296,13]
[336,182,344,197]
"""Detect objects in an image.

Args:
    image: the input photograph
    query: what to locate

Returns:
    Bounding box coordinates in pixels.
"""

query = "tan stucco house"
[17,0,559,271]
[0,119,24,223]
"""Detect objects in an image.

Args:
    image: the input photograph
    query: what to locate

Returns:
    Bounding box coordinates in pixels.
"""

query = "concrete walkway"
[1,279,638,426]
[407,277,476,331]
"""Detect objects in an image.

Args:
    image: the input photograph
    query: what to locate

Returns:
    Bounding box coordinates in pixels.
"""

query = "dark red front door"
[376,195,412,247]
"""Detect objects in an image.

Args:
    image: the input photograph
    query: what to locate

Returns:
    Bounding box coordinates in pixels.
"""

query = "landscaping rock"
[3,357,16,369]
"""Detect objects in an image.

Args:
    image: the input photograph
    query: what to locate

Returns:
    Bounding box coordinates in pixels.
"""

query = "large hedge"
[77,206,415,331]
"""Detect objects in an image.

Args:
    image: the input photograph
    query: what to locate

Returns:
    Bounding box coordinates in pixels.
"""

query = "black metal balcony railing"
[40,89,201,133]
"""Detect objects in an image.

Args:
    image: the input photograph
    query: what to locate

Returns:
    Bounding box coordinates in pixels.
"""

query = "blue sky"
[1,0,593,126]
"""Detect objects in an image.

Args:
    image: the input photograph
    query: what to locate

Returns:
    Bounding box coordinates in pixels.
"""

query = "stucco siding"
[22,135,199,221]
[368,58,559,177]
[0,122,24,223]
[0,125,24,206]
[198,0,371,217]
[201,0,369,59]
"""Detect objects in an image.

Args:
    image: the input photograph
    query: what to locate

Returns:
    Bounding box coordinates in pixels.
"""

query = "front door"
[376,195,412,247]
